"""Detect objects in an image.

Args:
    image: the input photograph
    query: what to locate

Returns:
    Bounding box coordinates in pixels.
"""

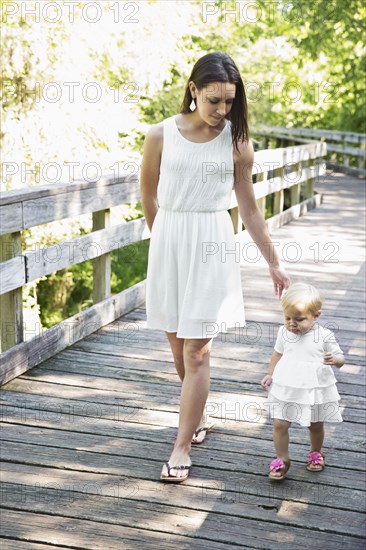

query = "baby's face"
[283,302,320,335]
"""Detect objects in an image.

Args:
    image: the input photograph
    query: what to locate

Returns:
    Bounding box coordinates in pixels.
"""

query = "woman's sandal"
[160,463,192,483]
[306,451,325,472]
[268,457,291,481]
[191,423,215,444]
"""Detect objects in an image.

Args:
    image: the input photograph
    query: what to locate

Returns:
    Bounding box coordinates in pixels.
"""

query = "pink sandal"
[269,457,291,481]
[307,451,325,472]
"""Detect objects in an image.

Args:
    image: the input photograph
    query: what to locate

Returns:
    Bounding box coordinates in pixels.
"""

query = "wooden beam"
[0,174,140,235]
[0,280,146,386]
[359,143,366,171]
[254,170,266,217]
[0,144,327,236]
[255,125,366,145]
[229,163,326,207]
[273,166,284,215]
[92,210,111,304]
[266,193,323,233]
[0,233,23,352]
[255,133,365,157]
[273,189,284,215]
[23,217,149,283]
[0,203,23,233]
[290,183,301,206]
[0,172,139,206]
[0,256,25,295]
[228,207,241,234]
[253,142,327,175]
[256,197,266,216]
[326,162,366,178]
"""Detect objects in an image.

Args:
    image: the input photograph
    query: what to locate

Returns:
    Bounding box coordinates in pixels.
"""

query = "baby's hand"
[324,352,345,368]
[261,374,272,390]
[323,352,335,365]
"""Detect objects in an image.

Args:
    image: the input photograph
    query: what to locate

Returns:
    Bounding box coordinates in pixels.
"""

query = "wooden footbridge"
[0,129,365,549]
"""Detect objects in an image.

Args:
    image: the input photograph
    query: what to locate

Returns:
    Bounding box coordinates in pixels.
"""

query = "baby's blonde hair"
[281,283,322,315]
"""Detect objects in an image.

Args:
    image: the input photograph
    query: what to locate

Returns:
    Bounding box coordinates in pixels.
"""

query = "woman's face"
[190,81,236,126]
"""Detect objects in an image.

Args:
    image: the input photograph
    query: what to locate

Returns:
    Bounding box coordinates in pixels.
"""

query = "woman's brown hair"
[180,52,249,151]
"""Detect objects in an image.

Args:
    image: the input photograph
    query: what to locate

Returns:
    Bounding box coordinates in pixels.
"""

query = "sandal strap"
[194,423,215,436]
[270,458,286,472]
[194,426,208,436]
[307,451,325,465]
[166,463,191,474]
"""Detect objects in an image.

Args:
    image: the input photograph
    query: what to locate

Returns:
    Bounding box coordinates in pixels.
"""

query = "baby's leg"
[307,422,325,471]
[273,419,291,461]
[308,421,324,451]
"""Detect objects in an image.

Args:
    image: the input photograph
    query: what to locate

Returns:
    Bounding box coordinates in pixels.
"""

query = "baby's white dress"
[146,115,245,338]
[267,324,343,427]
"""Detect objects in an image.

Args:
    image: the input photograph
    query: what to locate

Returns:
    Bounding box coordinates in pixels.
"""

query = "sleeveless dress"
[266,324,343,427]
[145,115,245,339]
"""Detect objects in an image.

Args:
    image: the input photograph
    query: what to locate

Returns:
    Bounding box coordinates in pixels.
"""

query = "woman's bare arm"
[233,140,290,294]
[140,123,163,231]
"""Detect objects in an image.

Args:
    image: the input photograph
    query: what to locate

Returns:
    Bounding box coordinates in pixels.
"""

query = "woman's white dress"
[267,324,343,427]
[146,115,245,339]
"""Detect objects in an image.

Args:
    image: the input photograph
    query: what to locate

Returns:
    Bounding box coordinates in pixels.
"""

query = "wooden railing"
[0,141,326,385]
[254,126,366,178]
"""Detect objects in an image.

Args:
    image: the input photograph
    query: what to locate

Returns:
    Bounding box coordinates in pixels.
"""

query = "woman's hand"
[261,374,273,390]
[269,263,291,299]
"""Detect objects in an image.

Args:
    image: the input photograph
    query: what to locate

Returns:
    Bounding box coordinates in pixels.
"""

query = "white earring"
[189,98,196,112]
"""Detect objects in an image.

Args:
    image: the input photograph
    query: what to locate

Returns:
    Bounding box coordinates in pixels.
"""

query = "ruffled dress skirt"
[266,360,343,427]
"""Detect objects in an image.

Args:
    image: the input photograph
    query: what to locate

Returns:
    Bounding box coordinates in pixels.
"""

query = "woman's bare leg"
[165,332,211,441]
[166,332,185,381]
[161,337,212,479]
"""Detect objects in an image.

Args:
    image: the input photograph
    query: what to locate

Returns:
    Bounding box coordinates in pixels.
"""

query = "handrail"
[0,141,327,385]
[256,126,366,144]
[254,126,366,178]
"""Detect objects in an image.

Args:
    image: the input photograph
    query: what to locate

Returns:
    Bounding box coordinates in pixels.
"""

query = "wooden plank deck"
[1,171,365,549]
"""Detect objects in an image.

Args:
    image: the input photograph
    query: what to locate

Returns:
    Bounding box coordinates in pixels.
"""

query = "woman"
[140,52,290,482]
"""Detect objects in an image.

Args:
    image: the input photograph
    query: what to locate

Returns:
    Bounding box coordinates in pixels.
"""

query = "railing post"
[92,209,111,303]
[0,233,23,352]
[303,160,314,199]
[343,135,350,168]
[257,197,266,217]
[229,207,242,234]
[256,171,267,217]
[359,142,365,171]
[273,166,284,215]
[290,160,302,205]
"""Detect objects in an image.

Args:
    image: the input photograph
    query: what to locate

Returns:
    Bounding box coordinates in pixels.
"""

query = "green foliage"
[277,0,366,131]
[37,238,149,329]
[133,67,186,150]
[35,202,148,329]
[111,240,149,294]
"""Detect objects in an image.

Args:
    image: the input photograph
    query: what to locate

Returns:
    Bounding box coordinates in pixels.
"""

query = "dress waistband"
[159,207,227,213]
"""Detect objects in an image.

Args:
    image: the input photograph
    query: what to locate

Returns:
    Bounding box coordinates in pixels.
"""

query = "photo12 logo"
[1,2,140,24]
[1,80,141,105]
[201,1,338,24]
[1,160,140,185]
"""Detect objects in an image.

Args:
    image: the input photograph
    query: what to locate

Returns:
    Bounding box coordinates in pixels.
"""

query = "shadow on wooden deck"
[0,172,365,549]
